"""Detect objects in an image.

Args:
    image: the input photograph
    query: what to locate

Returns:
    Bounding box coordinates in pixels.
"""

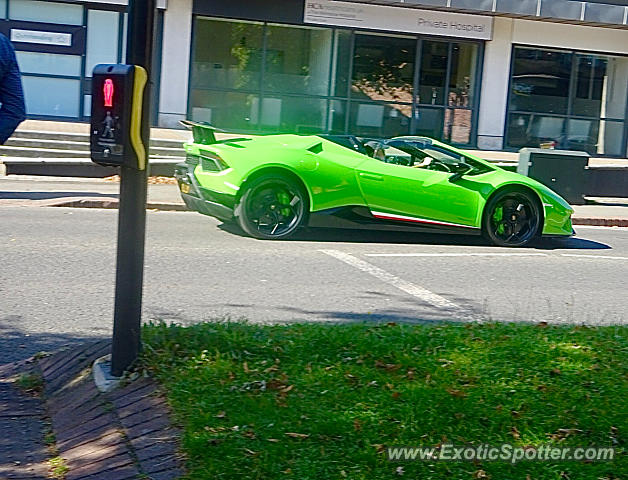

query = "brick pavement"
[0,342,185,479]
[0,359,50,479]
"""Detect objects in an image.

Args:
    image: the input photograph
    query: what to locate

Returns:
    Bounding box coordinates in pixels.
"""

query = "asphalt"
[1,205,626,365]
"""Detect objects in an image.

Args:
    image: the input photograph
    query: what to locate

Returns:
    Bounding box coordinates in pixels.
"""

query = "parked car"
[175,122,574,247]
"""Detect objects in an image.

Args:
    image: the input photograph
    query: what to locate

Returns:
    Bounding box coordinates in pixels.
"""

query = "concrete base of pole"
[93,354,122,393]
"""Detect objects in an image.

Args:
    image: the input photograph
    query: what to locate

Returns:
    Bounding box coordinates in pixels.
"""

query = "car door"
[356,156,481,229]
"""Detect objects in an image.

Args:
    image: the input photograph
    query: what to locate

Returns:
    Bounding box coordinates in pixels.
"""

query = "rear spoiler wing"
[179,120,226,145]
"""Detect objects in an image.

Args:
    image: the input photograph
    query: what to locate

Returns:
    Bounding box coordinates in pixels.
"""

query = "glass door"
[347,35,481,144]
[413,40,479,144]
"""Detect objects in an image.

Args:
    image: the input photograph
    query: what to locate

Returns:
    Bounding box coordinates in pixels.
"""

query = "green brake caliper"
[493,206,505,235]
[277,191,292,217]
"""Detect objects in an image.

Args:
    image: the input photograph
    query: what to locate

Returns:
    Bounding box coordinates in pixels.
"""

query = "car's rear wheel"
[483,189,541,247]
[236,175,308,239]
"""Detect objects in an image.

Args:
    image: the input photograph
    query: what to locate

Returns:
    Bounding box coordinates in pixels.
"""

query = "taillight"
[199,150,229,172]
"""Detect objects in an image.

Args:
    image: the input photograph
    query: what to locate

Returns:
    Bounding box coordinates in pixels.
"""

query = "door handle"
[359,172,384,181]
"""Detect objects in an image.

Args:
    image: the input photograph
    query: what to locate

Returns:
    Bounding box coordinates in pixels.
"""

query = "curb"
[572,217,628,227]
[45,198,188,211]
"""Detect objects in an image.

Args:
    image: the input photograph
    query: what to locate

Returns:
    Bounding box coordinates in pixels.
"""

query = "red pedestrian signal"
[104,78,114,107]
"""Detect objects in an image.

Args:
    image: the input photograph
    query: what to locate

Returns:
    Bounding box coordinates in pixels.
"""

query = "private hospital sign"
[304,0,493,41]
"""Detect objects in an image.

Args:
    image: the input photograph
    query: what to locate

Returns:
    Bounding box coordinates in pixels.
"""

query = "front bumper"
[174,163,235,221]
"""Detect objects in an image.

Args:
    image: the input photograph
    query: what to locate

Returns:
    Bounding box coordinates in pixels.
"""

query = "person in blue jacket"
[0,33,25,144]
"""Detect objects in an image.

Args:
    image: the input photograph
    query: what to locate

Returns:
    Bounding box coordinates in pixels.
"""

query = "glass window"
[507,113,566,149]
[495,0,537,15]
[409,0,447,5]
[264,24,333,96]
[332,29,351,98]
[510,48,572,114]
[189,90,259,131]
[22,76,80,117]
[186,21,481,145]
[507,47,628,155]
[414,107,444,139]
[565,118,598,153]
[596,120,624,156]
[350,102,412,137]
[258,96,327,133]
[539,0,583,21]
[564,119,624,156]
[85,10,120,78]
[419,41,448,106]
[328,99,347,134]
[9,0,83,25]
[352,33,415,105]
[573,55,606,118]
[0,0,5,19]
[449,43,478,108]
[16,52,81,76]
[450,0,492,11]
[584,3,625,24]
[191,18,263,91]
[573,54,628,120]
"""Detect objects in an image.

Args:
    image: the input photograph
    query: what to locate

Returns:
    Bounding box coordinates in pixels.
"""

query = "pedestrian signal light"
[90,64,148,170]
[104,78,114,107]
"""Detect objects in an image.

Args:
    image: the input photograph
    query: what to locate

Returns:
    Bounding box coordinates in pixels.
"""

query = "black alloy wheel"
[237,175,308,240]
[483,189,541,247]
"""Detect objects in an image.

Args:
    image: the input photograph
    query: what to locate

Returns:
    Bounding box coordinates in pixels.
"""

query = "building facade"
[2,0,165,122]
[13,0,628,157]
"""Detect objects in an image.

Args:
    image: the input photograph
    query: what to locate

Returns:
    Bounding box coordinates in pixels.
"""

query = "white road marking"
[561,254,628,260]
[320,249,473,317]
[364,253,548,258]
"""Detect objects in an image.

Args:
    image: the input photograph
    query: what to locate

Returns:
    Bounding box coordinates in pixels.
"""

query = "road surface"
[1,206,626,363]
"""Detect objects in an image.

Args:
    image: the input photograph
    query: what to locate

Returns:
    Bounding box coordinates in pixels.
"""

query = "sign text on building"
[304,0,493,41]
[11,29,72,46]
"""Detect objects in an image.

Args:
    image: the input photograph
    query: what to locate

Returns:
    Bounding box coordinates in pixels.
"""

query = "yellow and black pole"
[89,0,156,376]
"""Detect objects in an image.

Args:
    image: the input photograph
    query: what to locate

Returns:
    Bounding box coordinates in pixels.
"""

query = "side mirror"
[449,163,473,183]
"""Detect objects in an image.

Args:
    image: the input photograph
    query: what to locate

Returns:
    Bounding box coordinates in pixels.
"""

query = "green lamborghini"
[174,122,574,247]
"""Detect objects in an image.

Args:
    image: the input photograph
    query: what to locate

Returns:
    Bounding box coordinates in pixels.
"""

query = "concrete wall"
[158,0,193,128]
[477,17,514,150]
[477,17,628,150]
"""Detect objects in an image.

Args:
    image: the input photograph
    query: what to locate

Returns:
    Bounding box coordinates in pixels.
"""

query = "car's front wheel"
[236,174,308,239]
[483,189,541,247]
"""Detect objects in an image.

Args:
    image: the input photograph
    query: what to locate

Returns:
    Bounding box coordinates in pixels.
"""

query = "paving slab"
[0,364,50,479]
[41,342,184,479]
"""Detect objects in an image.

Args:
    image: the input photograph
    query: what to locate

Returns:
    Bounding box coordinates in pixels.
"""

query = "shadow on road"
[0,191,118,200]
[0,316,107,365]
[218,223,611,250]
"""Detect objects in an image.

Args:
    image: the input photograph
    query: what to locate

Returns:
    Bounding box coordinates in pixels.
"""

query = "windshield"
[364,138,489,174]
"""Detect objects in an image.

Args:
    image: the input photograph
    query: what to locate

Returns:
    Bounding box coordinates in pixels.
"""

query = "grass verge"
[141,321,627,480]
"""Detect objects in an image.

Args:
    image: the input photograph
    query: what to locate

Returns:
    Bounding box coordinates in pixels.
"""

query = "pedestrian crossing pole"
[110,0,156,376]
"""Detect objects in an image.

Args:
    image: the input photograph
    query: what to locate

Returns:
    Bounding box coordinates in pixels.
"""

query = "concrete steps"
[0,157,181,177]
[3,129,186,159]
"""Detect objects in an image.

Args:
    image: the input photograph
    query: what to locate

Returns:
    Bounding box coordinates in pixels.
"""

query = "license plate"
[180,183,190,194]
